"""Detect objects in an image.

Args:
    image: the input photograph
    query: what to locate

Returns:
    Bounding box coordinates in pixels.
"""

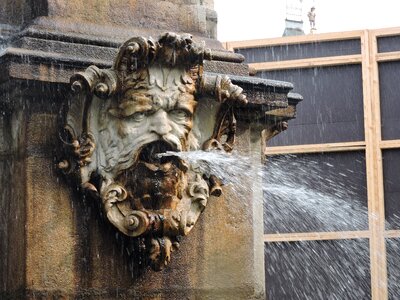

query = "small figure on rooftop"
[307,7,316,29]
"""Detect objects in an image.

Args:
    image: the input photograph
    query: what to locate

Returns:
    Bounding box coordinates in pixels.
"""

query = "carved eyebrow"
[174,95,197,114]
[174,102,196,116]
[108,100,153,118]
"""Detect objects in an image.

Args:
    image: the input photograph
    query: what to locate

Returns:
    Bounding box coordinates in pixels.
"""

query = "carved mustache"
[160,134,182,152]
[103,132,184,174]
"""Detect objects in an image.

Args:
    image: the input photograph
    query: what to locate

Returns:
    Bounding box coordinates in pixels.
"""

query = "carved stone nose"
[150,110,172,136]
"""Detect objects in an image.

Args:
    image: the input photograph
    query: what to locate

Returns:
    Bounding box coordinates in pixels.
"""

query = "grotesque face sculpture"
[98,65,198,177]
[59,33,246,270]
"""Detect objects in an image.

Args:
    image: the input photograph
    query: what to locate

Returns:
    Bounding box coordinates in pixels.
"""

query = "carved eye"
[169,109,190,120]
[131,112,146,122]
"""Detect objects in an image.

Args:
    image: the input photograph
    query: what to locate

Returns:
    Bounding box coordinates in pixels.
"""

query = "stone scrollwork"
[58,32,246,271]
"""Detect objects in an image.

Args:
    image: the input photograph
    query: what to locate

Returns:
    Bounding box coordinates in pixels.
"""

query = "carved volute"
[58,32,247,271]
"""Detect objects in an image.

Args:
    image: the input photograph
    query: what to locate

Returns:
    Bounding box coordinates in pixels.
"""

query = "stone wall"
[0,79,265,299]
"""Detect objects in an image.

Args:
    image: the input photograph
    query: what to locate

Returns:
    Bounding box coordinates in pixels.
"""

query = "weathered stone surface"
[204,60,250,76]
[26,156,76,294]
[43,0,211,35]
[1,0,218,42]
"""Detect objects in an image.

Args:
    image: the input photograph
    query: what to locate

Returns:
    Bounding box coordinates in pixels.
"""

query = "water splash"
[263,153,369,233]
[265,239,371,299]
[387,237,400,298]
[262,153,370,299]
[0,42,6,56]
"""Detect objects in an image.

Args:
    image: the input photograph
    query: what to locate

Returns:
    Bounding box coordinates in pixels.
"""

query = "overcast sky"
[214,0,400,41]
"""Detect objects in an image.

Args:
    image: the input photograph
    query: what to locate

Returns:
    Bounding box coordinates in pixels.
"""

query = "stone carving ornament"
[59,33,246,270]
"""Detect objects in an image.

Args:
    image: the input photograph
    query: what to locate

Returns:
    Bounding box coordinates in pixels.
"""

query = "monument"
[0,1,301,298]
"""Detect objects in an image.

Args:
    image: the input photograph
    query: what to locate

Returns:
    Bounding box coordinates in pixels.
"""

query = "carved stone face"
[91,66,204,270]
[60,33,246,271]
[98,67,198,177]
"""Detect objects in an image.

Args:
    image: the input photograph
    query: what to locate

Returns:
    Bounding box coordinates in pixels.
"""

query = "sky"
[214,0,400,41]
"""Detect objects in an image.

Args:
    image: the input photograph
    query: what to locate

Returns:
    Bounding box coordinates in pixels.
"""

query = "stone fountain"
[0,1,301,299]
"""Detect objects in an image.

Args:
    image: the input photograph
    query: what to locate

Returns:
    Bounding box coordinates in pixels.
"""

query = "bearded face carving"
[99,66,198,176]
[59,33,246,271]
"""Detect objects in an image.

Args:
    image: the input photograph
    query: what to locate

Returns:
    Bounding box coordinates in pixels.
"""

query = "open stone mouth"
[138,141,178,165]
